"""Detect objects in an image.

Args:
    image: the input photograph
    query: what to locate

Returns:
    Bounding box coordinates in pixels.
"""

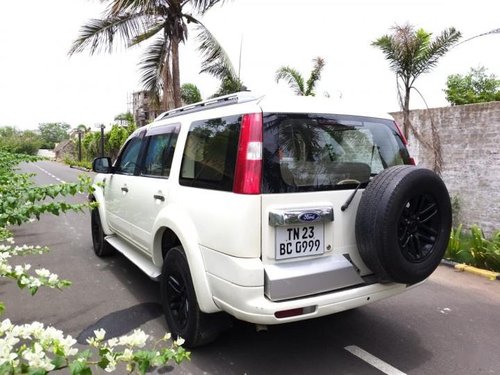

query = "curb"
[69,165,91,172]
[441,259,500,281]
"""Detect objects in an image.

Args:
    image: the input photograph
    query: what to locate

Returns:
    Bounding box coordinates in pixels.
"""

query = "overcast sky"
[1,0,499,130]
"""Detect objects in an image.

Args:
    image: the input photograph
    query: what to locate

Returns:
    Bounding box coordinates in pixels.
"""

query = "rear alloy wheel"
[160,246,227,347]
[90,209,114,257]
[355,166,452,284]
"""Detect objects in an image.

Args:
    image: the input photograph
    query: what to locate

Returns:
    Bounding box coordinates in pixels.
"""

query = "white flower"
[174,337,185,346]
[28,278,42,289]
[94,328,106,341]
[0,319,13,333]
[0,263,12,275]
[48,273,59,284]
[163,332,172,341]
[14,265,26,276]
[61,335,78,356]
[107,337,119,348]
[118,348,134,362]
[22,342,55,372]
[104,353,117,372]
[35,268,50,278]
[119,329,149,348]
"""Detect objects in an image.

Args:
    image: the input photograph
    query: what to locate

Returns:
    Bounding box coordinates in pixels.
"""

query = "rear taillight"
[394,121,416,165]
[233,113,263,194]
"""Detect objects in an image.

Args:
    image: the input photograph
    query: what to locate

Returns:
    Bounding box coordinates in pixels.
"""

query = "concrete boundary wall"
[392,101,500,236]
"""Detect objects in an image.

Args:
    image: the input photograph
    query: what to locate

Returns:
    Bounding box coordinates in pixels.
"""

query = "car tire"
[91,209,115,257]
[160,246,227,347]
[355,166,452,284]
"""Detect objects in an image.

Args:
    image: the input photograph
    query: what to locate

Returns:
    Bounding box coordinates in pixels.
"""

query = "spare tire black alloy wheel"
[398,194,439,263]
[355,166,452,284]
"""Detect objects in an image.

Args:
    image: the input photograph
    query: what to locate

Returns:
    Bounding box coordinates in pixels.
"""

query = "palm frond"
[195,23,237,81]
[413,27,461,78]
[138,35,169,104]
[189,0,229,14]
[129,22,164,46]
[276,67,305,96]
[305,57,325,96]
[69,12,147,55]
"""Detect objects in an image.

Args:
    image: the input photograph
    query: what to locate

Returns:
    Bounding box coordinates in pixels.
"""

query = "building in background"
[131,91,160,127]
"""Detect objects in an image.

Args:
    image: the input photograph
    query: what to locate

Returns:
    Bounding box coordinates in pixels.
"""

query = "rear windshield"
[262,113,411,193]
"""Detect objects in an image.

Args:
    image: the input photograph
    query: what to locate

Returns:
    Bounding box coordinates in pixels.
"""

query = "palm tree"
[275,57,325,96]
[372,24,461,140]
[69,0,232,110]
[196,30,246,97]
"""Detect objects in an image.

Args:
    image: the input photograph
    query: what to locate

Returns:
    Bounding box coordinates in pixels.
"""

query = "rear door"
[260,113,412,296]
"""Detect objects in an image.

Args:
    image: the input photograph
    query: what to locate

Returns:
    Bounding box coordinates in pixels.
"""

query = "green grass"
[445,224,500,273]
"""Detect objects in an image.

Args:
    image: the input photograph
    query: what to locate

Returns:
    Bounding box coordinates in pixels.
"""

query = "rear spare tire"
[355,166,452,284]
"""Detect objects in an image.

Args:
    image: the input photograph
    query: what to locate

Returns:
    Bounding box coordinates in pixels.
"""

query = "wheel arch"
[88,184,111,235]
[152,206,219,313]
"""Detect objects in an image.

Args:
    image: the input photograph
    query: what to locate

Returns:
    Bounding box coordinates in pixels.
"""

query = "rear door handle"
[121,186,129,193]
[153,194,165,201]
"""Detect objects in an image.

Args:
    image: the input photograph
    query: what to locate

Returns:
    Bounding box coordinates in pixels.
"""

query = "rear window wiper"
[340,173,377,212]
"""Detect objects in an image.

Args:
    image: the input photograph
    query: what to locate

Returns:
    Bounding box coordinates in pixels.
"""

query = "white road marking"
[35,165,66,183]
[344,345,407,375]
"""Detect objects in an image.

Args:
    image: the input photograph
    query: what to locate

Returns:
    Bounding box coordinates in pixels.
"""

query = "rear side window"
[262,113,411,193]
[179,115,241,191]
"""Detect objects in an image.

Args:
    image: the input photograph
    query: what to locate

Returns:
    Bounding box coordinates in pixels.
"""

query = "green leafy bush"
[445,225,500,272]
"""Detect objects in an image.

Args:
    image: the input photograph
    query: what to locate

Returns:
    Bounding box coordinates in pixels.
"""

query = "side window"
[115,137,143,175]
[141,130,179,178]
[179,116,241,191]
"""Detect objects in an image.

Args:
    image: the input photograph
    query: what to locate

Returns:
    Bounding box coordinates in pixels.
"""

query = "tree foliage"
[38,122,71,149]
[275,57,326,96]
[181,83,202,104]
[445,66,500,105]
[69,0,232,111]
[0,127,42,155]
[372,24,461,173]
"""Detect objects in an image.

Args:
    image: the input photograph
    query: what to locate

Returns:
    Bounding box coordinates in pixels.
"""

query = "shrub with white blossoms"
[0,320,190,374]
[0,152,191,374]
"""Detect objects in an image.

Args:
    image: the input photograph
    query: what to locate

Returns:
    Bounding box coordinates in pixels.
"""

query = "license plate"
[275,224,324,260]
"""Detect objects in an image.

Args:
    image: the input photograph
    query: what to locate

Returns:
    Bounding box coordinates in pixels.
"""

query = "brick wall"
[392,101,500,236]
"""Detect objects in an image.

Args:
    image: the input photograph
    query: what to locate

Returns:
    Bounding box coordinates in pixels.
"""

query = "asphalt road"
[3,160,500,374]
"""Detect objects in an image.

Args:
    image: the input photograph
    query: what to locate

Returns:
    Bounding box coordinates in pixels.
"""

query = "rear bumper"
[208,272,413,324]
[201,246,415,325]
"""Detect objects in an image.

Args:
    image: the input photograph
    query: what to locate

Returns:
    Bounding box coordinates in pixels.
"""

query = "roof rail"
[154,91,260,121]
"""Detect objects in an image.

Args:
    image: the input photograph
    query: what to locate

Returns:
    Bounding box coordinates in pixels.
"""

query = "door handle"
[153,194,165,201]
[121,186,129,193]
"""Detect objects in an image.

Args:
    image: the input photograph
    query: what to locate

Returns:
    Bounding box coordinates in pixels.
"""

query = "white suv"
[90,92,452,347]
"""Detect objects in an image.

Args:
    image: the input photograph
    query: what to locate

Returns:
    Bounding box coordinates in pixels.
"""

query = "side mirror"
[92,157,112,173]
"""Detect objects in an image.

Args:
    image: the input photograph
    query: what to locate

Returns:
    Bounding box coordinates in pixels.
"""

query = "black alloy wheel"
[398,194,440,263]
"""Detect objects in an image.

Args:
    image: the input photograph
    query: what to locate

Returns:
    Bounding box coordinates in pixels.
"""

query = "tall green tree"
[372,24,461,173]
[275,57,325,96]
[38,122,71,149]
[69,0,232,111]
[181,83,202,104]
[445,66,500,105]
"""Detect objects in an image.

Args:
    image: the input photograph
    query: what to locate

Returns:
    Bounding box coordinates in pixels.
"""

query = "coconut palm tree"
[275,57,325,96]
[69,0,232,110]
[372,24,461,140]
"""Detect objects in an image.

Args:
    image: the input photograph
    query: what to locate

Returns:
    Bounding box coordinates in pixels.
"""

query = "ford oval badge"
[299,212,320,222]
